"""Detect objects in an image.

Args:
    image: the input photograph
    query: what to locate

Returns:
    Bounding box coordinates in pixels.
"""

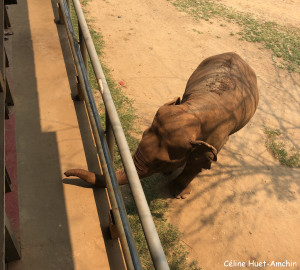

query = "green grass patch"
[70,2,139,166]
[71,1,201,269]
[192,28,203,34]
[126,174,201,269]
[87,27,140,167]
[264,127,300,168]
[171,0,300,72]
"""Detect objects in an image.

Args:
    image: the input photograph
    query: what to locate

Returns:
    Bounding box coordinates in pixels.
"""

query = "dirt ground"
[86,0,300,269]
[217,0,300,28]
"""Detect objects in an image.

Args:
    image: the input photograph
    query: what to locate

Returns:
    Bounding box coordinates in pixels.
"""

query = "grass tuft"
[89,31,140,166]
[70,2,139,166]
[171,0,300,72]
[126,174,201,269]
[264,127,300,168]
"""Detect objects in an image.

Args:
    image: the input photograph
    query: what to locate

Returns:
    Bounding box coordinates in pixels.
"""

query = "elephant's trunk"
[64,169,97,184]
[114,150,151,184]
[64,148,150,187]
[64,168,129,186]
[133,147,151,178]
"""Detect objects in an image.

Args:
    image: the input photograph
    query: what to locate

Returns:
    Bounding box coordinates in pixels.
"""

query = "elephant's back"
[183,52,257,100]
[182,52,259,135]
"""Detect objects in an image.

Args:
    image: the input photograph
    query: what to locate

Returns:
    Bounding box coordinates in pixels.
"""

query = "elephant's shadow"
[121,173,174,218]
[62,172,177,217]
[62,177,95,188]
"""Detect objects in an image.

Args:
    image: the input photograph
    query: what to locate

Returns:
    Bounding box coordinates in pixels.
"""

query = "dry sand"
[87,0,300,269]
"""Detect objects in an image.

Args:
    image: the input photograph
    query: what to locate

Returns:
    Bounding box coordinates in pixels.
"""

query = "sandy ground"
[217,0,300,28]
[87,0,300,269]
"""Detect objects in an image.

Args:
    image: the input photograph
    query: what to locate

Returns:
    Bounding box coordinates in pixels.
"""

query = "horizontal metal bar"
[71,1,170,269]
[59,2,139,269]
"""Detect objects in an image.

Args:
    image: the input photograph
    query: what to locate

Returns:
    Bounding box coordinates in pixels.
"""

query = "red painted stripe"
[5,112,20,235]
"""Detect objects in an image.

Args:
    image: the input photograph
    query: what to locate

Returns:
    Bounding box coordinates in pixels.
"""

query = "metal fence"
[58,1,170,269]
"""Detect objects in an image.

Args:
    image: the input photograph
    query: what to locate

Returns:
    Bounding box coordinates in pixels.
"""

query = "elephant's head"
[65,96,217,186]
[129,96,218,179]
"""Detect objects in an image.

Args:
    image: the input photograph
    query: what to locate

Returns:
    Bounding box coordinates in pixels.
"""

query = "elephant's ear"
[164,96,181,106]
[189,141,217,169]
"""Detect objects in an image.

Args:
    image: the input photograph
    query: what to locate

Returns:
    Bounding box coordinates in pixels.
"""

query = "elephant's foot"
[170,181,192,199]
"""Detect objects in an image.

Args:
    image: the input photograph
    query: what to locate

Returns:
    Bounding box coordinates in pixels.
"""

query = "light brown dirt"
[87,0,300,269]
[217,0,300,28]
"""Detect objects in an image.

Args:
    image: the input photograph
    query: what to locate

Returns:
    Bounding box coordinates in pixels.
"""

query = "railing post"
[79,26,88,71]
[105,111,115,163]
[79,18,115,163]
[57,3,65,25]
[78,26,87,101]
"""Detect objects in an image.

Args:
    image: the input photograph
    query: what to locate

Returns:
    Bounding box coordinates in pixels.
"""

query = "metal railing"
[58,1,170,269]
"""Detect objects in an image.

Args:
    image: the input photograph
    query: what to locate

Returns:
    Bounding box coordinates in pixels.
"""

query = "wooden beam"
[3,6,9,29]
[5,79,13,106]
[0,1,6,268]
[0,71,4,93]
[5,168,11,193]
[4,48,8,68]
[4,0,17,5]
[5,213,21,262]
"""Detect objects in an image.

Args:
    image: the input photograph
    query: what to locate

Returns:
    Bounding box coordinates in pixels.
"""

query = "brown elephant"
[65,52,259,198]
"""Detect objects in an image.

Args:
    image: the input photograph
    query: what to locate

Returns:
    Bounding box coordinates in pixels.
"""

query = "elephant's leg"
[164,163,186,181]
[170,164,201,199]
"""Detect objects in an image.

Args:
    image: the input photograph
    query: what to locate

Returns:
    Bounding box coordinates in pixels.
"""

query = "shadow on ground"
[8,0,74,269]
[52,1,126,269]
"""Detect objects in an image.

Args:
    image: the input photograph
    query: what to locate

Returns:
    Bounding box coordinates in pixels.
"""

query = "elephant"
[65,52,259,199]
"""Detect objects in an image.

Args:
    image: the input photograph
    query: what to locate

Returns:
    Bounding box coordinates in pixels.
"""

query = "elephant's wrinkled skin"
[65,52,259,199]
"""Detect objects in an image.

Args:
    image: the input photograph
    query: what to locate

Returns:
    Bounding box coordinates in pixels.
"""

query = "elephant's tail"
[64,169,96,185]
